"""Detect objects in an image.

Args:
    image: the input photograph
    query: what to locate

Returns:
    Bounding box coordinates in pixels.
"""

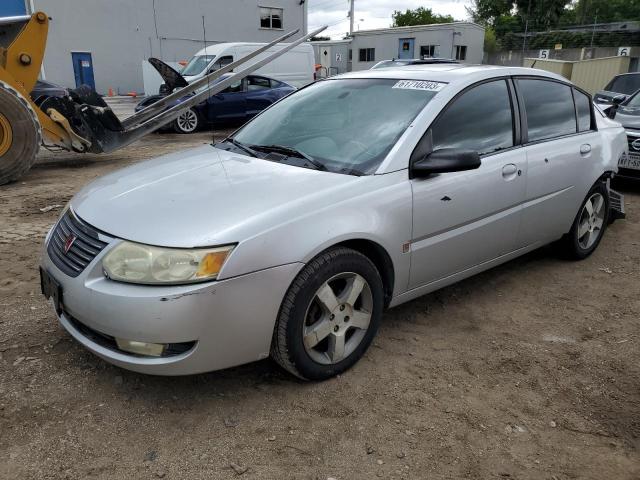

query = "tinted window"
[248,76,271,91]
[574,89,592,132]
[518,79,576,142]
[605,74,640,95]
[431,80,513,155]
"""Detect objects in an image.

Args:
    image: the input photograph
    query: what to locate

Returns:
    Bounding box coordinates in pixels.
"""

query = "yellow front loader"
[0,12,324,185]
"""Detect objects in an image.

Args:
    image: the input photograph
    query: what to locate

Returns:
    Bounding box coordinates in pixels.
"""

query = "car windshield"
[625,91,640,108]
[182,55,216,76]
[605,74,640,95]
[231,78,442,174]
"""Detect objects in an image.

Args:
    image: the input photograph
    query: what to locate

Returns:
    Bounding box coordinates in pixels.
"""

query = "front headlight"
[102,241,235,285]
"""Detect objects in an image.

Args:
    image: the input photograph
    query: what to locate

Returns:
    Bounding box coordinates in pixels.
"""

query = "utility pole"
[590,10,598,47]
[349,0,355,36]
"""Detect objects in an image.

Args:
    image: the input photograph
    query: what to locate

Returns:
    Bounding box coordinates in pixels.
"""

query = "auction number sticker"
[392,80,445,91]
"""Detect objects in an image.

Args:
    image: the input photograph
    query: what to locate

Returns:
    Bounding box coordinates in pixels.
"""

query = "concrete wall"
[349,23,485,71]
[488,46,640,67]
[522,58,574,78]
[522,55,631,94]
[570,56,631,94]
[32,0,306,94]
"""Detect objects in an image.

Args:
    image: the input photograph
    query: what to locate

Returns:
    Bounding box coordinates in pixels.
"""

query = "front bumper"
[41,233,302,375]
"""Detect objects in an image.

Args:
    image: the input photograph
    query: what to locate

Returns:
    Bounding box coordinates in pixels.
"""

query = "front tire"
[560,182,609,260]
[271,247,384,381]
[172,108,200,134]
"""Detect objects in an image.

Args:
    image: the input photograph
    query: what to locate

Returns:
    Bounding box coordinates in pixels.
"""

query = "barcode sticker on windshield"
[392,80,445,91]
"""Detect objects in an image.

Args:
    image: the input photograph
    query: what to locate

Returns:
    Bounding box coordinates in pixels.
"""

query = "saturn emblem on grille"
[632,138,640,151]
[64,234,77,254]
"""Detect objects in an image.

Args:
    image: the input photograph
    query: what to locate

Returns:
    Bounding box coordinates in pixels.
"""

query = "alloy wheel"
[176,109,198,133]
[577,192,606,250]
[303,272,373,365]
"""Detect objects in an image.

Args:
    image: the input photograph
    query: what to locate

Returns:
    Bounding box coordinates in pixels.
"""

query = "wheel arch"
[322,238,395,308]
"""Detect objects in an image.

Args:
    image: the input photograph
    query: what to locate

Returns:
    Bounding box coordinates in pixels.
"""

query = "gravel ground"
[0,126,639,479]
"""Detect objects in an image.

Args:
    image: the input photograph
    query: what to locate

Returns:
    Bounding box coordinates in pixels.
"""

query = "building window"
[349,49,352,61]
[420,45,439,58]
[260,7,283,29]
[455,45,467,61]
[359,48,375,62]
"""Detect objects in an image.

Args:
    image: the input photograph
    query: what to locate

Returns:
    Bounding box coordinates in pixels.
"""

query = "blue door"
[204,78,247,123]
[71,52,96,90]
[398,38,415,59]
[0,0,27,16]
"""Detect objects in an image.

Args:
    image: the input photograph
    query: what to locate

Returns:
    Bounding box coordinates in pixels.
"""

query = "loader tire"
[0,80,41,186]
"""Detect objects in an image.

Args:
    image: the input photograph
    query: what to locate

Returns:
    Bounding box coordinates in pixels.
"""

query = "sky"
[308,0,474,39]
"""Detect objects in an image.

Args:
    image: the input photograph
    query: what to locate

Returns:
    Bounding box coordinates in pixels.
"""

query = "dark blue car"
[135,73,295,133]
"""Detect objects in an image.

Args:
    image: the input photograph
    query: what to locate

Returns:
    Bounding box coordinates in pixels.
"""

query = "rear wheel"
[0,81,41,185]
[559,182,609,259]
[173,108,200,134]
[271,247,384,381]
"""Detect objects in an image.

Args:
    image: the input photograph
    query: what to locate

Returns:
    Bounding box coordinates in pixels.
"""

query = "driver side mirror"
[411,148,481,178]
[605,94,627,119]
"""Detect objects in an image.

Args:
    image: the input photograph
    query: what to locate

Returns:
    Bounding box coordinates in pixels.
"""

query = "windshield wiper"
[224,138,259,158]
[252,144,327,171]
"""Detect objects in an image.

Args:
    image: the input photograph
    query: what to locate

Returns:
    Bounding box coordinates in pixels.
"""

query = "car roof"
[334,64,569,86]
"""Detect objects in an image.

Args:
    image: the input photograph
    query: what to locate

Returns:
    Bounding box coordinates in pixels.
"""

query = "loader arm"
[0,10,326,185]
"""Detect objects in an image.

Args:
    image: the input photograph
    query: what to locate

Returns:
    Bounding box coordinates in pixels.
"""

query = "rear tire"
[559,182,609,260]
[271,247,384,381]
[0,81,41,185]
[172,108,200,134]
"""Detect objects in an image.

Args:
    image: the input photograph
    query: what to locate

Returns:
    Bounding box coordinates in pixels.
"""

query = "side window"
[518,79,576,142]
[574,88,593,132]
[430,80,514,156]
[222,80,243,94]
[247,76,271,91]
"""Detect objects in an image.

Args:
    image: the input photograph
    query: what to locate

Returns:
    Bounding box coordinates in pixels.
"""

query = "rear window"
[574,89,593,132]
[605,74,640,95]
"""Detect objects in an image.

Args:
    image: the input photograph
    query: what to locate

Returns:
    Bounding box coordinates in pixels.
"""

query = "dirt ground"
[0,125,639,479]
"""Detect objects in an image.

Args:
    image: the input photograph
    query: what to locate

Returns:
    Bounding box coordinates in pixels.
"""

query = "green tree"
[392,7,455,27]
[560,0,640,25]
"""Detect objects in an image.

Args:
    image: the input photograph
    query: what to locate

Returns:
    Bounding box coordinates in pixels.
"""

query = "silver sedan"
[40,65,628,380]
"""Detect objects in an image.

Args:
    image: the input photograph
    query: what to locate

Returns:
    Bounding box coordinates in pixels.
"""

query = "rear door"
[515,78,601,246]
[409,79,527,288]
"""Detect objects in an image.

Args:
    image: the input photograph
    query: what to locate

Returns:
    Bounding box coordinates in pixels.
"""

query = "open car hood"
[148,57,189,92]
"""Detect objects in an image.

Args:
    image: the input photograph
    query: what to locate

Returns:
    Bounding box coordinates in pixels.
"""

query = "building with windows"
[311,22,484,75]
[1,0,307,94]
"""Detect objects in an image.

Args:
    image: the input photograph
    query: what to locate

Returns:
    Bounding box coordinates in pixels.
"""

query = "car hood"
[72,145,357,247]
[614,107,640,129]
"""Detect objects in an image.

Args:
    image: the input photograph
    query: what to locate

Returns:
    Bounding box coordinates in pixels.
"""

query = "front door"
[71,52,96,90]
[398,38,415,59]
[205,79,247,123]
[409,79,526,288]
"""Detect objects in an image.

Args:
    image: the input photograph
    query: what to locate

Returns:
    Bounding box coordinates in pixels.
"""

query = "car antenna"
[202,15,216,145]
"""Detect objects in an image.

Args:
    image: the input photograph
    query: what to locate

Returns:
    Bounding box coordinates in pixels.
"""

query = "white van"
[181,42,315,88]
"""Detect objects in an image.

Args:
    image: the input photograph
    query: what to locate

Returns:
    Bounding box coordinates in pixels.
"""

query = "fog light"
[115,338,165,357]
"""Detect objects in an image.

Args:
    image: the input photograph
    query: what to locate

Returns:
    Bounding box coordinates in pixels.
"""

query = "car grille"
[627,132,640,153]
[47,209,108,277]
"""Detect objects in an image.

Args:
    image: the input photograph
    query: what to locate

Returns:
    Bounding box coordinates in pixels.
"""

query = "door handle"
[580,144,591,154]
[502,163,518,180]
